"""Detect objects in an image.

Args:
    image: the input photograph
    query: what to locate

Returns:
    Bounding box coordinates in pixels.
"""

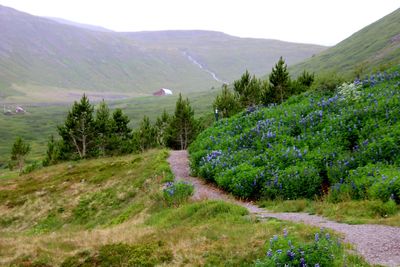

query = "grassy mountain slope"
[0,5,326,102]
[290,8,400,78]
[1,149,366,266]
[190,67,400,206]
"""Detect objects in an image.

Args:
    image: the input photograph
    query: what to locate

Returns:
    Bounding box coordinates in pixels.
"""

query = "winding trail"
[168,150,400,267]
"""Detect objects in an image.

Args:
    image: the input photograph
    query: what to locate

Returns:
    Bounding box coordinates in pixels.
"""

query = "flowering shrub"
[337,82,361,101]
[189,67,400,202]
[163,181,194,206]
[255,228,342,266]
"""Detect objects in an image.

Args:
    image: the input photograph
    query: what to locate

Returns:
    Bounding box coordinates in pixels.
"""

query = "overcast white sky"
[0,0,398,46]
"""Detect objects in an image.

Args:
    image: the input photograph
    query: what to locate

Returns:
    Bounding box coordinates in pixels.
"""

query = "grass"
[259,199,400,226]
[0,149,372,266]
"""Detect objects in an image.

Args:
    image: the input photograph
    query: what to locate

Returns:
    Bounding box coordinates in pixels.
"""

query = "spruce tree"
[10,137,30,174]
[269,56,290,103]
[95,100,111,156]
[168,94,197,150]
[135,116,156,151]
[57,94,95,159]
[233,70,262,107]
[43,135,60,166]
[213,84,240,118]
[109,108,132,154]
[155,109,171,147]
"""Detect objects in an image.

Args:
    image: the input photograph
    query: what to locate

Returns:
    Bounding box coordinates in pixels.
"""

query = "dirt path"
[168,150,400,267]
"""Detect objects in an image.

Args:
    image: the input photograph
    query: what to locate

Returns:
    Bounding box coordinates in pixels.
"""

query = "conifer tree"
[57,94,95,159]
[95,100,111,156]
[168,94,198,150]
[43,135,60,166]
[10,137,30,174]
[213,84,240,118]
[155,109,171,147]
[233,70,262,107]
[109,108,132,154]
[269,56,290,103]
[135,115,156,151]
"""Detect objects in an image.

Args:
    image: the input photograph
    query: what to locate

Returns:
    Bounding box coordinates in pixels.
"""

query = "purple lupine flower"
[283,228,288,238]
[315,233,319,242]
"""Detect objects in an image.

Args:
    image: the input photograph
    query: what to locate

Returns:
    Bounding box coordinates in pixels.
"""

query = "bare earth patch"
[168,150,400,267]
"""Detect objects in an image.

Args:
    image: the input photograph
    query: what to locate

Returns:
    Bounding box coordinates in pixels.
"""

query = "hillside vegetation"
[0,5,326,103]
[0,149,369,266]
[190,67,400,205]
[290,8,400,78]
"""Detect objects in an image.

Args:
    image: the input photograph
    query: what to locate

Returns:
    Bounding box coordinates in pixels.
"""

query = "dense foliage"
[190,67,400,203]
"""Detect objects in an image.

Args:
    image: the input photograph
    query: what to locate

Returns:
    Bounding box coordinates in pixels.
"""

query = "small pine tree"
[297,70,315,87]
[43,135,60,166]
[10,137,31,174]
[135,116,156,151]
[168,94,198,150]
[154,110,171,147]
[213,84,241,118]
[233,71,262,107]
[109,108,132,154]
[57,94,95,159]
[95,100,112,156]
[269,56,290,103]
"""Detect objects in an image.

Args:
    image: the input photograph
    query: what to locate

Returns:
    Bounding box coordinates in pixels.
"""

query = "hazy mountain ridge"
[290,8,400,77]
[0,5,326,102]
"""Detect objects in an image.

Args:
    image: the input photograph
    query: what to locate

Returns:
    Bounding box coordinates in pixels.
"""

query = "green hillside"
[290,8,400,78]
[190,67,400,205]
[0,5,326,103]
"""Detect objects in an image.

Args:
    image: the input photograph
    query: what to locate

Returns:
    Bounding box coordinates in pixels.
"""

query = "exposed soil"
[168,150,400,267]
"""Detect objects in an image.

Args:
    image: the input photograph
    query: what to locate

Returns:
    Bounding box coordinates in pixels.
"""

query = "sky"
[0,0,398,46]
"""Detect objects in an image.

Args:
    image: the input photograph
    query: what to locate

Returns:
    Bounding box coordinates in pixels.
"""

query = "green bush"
[163,181,194,206]
[255,228,343,267]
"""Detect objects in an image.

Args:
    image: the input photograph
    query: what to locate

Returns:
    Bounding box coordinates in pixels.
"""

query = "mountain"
[290,8,400,78]
[45,17,114,32]
[0,5,326,102]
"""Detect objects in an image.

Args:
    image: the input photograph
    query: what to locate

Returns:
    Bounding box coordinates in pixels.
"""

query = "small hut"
[153,88,173,96]
[15,106,25,113]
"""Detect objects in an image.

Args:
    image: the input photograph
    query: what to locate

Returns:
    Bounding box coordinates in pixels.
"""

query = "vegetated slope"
[290,8,400,78]
[190,67,400,203]
[0,5,326,101]
[0,149,346,266]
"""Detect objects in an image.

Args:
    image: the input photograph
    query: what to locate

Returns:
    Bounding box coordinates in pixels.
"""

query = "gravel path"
[168,150,400,267]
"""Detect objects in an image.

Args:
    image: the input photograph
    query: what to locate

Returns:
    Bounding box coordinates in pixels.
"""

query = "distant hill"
[290,8,400,78]
[45,17,114,32]
[0,5,326,102]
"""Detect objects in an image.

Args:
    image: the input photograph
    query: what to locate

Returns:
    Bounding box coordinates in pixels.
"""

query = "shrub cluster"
[255,228,342,267]
[163,181,194,206]
[190,68,400,202]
